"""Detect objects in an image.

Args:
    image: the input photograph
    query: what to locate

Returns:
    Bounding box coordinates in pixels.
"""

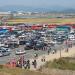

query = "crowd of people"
[16,52,46,69]
[16,54,38,69]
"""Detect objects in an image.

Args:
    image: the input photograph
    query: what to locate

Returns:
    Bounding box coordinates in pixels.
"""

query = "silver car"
[0,49,10,57]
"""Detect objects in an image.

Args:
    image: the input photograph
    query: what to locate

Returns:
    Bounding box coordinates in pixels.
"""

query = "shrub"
[0,65,3,69]
[44,58,75,70]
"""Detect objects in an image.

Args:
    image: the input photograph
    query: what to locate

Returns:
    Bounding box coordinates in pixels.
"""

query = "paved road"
[0,46,48,64]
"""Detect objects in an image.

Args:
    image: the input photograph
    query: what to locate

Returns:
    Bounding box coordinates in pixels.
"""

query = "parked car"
[19,40,27,45]
[34,41,47,50]
[16,50,26,55]
[8,43,19,49]
[1,47,11,52]
[0,49,10,57]
[25,40,35,50]
[68,33,75,41]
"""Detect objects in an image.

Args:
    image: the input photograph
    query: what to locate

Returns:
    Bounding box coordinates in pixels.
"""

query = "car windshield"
[17,50,20,52]
[17,50,22,52]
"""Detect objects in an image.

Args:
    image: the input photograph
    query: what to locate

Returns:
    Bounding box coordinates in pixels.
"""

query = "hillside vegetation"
[0,67,47,75]
[44,58,75,70]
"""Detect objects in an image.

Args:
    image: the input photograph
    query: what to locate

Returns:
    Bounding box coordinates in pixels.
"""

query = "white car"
[16,50,26,55]
[1,47,11,52]
[68,34,75,41]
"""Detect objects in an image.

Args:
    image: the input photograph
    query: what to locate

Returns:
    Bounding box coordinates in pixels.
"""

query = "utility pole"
[60,44,62,58]
[60,47,61,58]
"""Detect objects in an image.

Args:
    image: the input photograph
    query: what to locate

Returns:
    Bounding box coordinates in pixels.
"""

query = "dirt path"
[29,46,75,70]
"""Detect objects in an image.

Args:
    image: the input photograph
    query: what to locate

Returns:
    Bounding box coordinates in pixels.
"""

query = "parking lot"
[0,24,75,65]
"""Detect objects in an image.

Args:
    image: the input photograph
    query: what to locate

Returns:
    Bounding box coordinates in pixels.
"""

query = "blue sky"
[0,0,75,8]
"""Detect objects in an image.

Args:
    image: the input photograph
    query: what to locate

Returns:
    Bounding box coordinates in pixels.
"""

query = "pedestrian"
[45,46,47,51]
[48,50,50,55]
[66,48,69,52]
[41,55,46,62]
[43,55,46,62]
[50,47,51,52]
[32,60,37,68]
[18,58,22,68]
[34,53,38,59]
[16,60,20,67]
[24,61,27,69]
[26,60,30,69]
[43,47,45,51]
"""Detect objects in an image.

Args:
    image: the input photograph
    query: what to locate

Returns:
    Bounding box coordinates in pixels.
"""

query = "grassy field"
[7,18,75,24]
[44,58,75,70]
[0,67,47,75]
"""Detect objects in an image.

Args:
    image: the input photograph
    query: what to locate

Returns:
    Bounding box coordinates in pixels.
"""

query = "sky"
[0,0,75,8]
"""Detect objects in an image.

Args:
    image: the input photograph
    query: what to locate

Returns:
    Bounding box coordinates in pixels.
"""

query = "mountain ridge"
[0,5,75,13]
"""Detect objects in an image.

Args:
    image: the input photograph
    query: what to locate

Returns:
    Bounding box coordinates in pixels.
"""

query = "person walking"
[32,59,37,68]
[34,53,38,59]
[48,50,50,55]
[41,55,46,62]
[24,60,27,69]
[26,60,30,69]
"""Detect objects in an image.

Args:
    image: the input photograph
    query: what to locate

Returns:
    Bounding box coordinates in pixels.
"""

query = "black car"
[34,41,47,50]
[19,40,27,45]
[24,40,35,50]
[8,43,19,49]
